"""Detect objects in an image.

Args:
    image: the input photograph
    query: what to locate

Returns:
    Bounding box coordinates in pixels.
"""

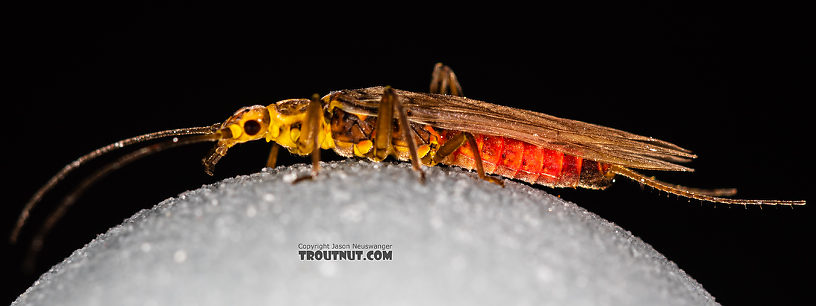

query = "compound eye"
[243,120,262,136]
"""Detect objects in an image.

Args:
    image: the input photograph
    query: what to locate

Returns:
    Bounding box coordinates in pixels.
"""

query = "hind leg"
[430,63,463,96]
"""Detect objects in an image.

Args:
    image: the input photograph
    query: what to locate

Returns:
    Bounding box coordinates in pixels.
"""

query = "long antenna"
[20,134,220,273]
[610,165,806,206]
[10,124,221,244]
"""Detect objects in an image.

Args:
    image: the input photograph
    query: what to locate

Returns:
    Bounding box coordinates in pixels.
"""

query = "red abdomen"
[440,132,614,189]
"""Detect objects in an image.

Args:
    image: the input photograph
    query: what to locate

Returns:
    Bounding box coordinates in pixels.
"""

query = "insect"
[11,63,806,268]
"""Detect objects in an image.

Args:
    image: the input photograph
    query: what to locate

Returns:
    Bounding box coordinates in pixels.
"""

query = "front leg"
[292,94,324,183]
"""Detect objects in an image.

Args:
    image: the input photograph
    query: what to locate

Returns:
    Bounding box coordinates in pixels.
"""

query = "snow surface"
[13,159,717,306]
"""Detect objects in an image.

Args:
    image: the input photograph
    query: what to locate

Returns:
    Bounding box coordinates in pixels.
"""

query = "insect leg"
[266,142,280,169]
[430,63,463,96]
[464,133,505,186]
[389,87,426,183]
[293,94,323,183]
[432,132,504,187]
[432,132,467,164]
[372,87,395,162]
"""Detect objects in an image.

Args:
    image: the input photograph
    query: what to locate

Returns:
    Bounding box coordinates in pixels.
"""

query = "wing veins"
[327,86,696,171]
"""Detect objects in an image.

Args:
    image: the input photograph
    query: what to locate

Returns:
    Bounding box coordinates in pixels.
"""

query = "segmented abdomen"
[327,108,613,190]
[439,131,614,189]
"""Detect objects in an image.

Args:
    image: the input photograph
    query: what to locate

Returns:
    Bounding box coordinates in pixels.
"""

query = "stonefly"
[12,63,805,269]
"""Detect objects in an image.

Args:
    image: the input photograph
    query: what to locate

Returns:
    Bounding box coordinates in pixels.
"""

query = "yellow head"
[203,98,333,175]
[218,105,272,145]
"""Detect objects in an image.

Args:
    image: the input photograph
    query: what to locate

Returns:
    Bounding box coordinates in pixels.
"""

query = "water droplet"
[262,193,276,202]
[429,215,443,229]
[283,172,298,183]
[450,255,467,270]
[536,265,554,282]
[174,250,187,263]
[319,261,338,277]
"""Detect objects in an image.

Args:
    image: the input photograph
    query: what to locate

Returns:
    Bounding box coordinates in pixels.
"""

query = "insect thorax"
[328,108,439,163]
[266,99,334,155]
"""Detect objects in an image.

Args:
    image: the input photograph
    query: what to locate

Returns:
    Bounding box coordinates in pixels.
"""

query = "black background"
[4,2,811,305]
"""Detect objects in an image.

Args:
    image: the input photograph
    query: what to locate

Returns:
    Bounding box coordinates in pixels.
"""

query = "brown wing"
[326,86,696,172]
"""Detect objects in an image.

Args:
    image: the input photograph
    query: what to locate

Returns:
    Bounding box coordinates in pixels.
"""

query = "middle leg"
[372,86,426,182]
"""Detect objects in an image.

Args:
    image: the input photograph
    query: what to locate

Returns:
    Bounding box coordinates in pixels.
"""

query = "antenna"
[10,124,222,244]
